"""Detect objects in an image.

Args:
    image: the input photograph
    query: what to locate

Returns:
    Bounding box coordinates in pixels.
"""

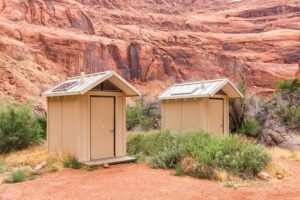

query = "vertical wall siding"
[162,99,205,132]
[48,91,127,162]
[80,94,89,161]
[181,99,201,130]
[200,98,208,131]
[61,96,80,157]
[162,100,182,131]
[115,95,125,157]
[48,97,62,152]
[162,97,228,136]
[223,98,230,135]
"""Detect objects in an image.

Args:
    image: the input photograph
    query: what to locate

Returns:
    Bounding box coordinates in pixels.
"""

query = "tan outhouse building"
[158,79,243,136]
[42,71,140,163]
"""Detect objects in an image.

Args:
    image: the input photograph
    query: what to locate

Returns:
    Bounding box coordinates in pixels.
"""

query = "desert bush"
[174,164,184,176]
[277,78,300,93]
[229,79,247,133]
[0,103,44,153]
[63,155,83,169]
[126,105,140,130]
[180,157,215,179]
[4,170,27,183]
[36,112,47,140]
[127,131,271,178]
[127,130,175,158]
[273,78,300,132]
[277,106,300,126]
[149,144,181,169]
[126,97,160,131]
[183,133,271,177]
[189,163,215,179]
[240,117,261,137]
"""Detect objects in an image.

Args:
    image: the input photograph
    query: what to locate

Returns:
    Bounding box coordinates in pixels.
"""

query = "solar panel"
[52,81,78,92]
[170,85,198,95]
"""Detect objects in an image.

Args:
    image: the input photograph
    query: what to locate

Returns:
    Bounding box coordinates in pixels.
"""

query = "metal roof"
[158,78,243,100]
[42,70,141,97]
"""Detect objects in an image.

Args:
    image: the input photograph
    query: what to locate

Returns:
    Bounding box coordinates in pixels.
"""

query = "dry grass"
[268,147,300,162]
[0,144,69,183]
[213,169,228,182]
[2,144,66,169]
[264,161,290,179]
[181,157,229,182]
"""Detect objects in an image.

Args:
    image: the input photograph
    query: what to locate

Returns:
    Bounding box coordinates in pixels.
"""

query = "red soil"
[0,160,300,200]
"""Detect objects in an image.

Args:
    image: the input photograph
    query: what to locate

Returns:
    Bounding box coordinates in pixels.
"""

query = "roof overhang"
[209,79,244,99]
[41,71,141,97]
[158,78,244,101]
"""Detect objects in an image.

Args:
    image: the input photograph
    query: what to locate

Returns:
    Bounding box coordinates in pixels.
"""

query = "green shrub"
[276,78,300,93]
[273,78,300,131]
[63,156,83,169]
[149,144,181,169]
[5,170,27,183]
[36,112,47,140]
[127,131,271,178]
[189,163,215,179]
[278,106,300,126]
[127,131,175,158]
[126,105,140,130]
[174,164,184,176]
[229,79,247,133]
[182,133,271,177]
[240,117,261,137]
[126,97,160,131]
[0,103,44,153]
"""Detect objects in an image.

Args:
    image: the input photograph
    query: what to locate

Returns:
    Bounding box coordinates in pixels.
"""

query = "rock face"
[0,0,299,107]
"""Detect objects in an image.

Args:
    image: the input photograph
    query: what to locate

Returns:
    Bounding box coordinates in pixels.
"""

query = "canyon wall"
[0,0,299,107]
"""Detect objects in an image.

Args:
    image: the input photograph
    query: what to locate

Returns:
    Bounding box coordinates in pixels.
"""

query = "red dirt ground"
[0,160,300,200]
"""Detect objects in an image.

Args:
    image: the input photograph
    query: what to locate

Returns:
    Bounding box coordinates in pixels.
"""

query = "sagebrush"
[0,103,45,153]
[126,97,160,131]
[240,117,261,137]
[4,170,27,183]
[127,131,271,178]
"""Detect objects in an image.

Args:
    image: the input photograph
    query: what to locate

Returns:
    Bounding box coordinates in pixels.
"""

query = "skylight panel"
[52,81,79,92]
[170,85,198,95]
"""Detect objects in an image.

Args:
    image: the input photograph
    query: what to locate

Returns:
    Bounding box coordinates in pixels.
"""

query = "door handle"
[110,129,114,133]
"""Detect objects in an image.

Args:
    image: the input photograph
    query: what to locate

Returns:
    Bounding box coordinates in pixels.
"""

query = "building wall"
[161,98,205,132]
[161,96,229,136]
[223,98,230,135]
[47,91,127,162]
[48,96,82,159]
[47,97,62,152]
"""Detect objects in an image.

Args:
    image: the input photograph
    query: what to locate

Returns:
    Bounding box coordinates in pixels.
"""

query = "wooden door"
[90,97,115,160]
[208,99,224,136]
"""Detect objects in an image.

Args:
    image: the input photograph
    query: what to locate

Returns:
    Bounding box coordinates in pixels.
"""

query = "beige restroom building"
[158,79,243,136]
[42,71,140,163]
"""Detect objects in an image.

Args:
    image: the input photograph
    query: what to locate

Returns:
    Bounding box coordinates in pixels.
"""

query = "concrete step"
[84,156,137,166]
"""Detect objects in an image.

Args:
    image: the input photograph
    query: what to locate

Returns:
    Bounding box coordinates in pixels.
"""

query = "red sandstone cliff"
[0,0,299,107]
